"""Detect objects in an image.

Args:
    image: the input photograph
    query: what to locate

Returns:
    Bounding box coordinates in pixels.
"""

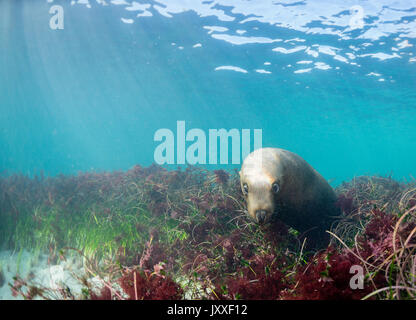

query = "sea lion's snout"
[241,181,276,224]
[255,210,267,224]
[240,158,280,225]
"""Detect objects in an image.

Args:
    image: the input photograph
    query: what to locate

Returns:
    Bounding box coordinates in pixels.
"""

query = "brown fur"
[240,148,338,249]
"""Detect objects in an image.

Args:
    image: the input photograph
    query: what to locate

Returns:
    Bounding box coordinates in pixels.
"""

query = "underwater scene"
[0,0,416,301]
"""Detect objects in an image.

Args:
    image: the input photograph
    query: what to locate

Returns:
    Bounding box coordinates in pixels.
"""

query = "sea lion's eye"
[242,183,249,195]
[271,182,280,194]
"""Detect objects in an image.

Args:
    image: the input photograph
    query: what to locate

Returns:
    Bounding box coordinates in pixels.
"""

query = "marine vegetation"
[0,166,415,300]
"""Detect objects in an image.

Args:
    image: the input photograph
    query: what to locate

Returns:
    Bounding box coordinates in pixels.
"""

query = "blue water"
[1,0,415,185]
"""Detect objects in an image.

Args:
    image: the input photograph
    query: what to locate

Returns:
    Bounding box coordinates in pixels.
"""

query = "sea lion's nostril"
[255,210,267,224]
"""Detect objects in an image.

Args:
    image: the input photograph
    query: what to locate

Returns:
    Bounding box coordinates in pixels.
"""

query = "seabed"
[0,166,415,300]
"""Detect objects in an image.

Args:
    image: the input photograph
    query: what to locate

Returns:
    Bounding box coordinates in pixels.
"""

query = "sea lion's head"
[239,148,283,224]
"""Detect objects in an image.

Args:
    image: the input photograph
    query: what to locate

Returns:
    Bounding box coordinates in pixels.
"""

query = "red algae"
[2,168,416,300]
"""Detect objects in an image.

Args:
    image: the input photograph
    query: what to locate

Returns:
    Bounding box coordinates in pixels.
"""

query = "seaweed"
[118,268,182,300]
[90,266,183,300]
[213,253,288,300]
[1,168,416,300]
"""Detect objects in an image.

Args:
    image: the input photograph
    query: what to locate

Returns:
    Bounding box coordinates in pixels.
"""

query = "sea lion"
[239,147,338,248]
